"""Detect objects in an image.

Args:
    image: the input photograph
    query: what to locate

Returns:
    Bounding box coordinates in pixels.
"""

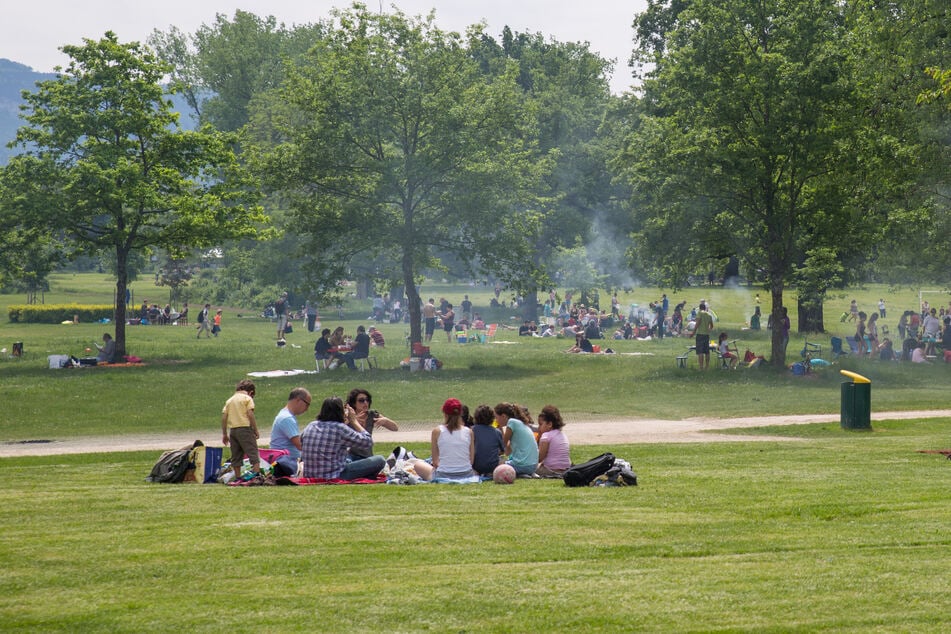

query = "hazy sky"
[1,1,648,94]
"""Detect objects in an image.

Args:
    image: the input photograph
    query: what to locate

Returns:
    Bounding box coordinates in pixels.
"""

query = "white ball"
[493,463,516,484]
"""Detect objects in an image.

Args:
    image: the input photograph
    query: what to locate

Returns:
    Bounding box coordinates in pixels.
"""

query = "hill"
[0,58,197,165]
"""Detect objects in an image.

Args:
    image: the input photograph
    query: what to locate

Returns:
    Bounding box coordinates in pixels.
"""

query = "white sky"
[0,1,647,95]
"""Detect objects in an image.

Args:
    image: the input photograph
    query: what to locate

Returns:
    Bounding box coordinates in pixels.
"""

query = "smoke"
[584,212,640,291]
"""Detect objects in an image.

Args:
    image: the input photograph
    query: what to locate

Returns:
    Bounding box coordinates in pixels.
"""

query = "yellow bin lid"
[840,370,871,384]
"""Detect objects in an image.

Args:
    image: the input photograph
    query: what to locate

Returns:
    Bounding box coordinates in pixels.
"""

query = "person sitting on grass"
[300,396,385,480]
[346,388,398,460]
[94,333,115,363]
[471,404,505,477]
[410,398,476,482]
[536,405,571,478]
[494,402,538,477]
[566,331,594,353]
[269,387,311,463]
[368,325,385,347]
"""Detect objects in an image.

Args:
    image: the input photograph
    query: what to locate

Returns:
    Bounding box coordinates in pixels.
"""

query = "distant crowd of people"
[843,298,951,363]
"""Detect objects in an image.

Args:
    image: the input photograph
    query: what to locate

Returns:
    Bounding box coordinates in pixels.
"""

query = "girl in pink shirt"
[536,405,571,477]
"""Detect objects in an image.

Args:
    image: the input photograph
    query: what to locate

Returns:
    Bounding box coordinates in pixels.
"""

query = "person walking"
[196,304,212,338]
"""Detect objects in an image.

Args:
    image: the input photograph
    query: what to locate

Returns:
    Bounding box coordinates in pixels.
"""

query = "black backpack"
[145,440,203,483]
[563,452,616,487]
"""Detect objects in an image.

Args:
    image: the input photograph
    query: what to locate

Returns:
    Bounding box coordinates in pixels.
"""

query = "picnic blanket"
[246,369,317,378]
[228,474,386,486]
[916,449,951,458]
[276,475,386,485]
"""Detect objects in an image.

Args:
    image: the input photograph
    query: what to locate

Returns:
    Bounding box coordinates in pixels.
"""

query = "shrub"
[7,303,114,324]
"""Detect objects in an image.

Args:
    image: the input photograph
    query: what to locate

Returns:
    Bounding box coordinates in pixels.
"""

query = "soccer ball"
[493,463,516,484]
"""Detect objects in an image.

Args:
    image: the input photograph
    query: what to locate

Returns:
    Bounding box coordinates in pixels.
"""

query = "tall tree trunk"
[403,251,421,344]
[770,279,786,368]
[114,247,129,358]
[797,286,826,334]
[523,288,539,323]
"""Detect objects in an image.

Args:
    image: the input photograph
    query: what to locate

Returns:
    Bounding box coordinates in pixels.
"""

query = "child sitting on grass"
[471,404,505,477]
[221,379,261,480]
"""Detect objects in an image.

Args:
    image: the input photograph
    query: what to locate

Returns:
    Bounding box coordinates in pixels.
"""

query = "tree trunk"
[114,247,129,358]
[797,288,825,334]
[403,252,421,344]
[769,280,786,368]
[522,288,539,322]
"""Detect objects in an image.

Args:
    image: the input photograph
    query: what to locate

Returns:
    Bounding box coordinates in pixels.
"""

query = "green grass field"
[1,275,950,631]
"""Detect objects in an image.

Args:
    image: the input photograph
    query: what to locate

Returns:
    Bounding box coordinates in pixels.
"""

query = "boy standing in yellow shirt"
[221,379,261,480]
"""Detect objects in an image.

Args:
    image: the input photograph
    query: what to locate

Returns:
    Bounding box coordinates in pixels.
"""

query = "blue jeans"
[340,455,385,480]
[343,352,367,370]
[507,460,537,476]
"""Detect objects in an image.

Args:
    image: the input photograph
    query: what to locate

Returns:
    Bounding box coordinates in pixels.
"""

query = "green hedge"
[8,304,115,324]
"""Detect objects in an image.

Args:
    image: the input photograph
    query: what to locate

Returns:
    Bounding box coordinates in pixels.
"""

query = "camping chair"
[845,336,861,355]
[830,337,848,359]
[485,323,498,342]
[801,340,822,358]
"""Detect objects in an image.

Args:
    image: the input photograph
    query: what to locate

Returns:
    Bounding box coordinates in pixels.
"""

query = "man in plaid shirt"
[301,396,385,480]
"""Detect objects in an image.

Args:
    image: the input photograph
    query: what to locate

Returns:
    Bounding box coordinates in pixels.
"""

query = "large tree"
[1,33,264,356]
[616,0,906,365]
[246,6,542,343]
[149,11,326,131]
[468,28,623,320]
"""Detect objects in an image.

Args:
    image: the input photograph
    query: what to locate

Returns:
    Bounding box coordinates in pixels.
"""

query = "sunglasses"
[357,397,369,403]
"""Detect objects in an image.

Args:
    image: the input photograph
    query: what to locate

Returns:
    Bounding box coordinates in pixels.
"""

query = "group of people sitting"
[138,301,187,325]
[221,380,570,483]
[312,325,384,370]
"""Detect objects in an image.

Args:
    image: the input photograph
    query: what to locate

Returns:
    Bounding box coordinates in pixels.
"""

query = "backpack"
[197,310,205,323]
[563,452,615,487]
[145,440,203,483]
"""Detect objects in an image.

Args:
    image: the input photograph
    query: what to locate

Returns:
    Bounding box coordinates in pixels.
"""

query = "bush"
[7,303,114,324]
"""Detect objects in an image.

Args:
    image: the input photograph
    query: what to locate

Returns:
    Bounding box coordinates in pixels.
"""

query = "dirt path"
[3,410,949,457]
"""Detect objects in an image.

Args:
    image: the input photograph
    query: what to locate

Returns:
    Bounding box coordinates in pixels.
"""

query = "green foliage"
[0,32,266,358]
[246,5,543,343]
[7,303,113,324]
[616,0,949,363]
[149,10,327,131]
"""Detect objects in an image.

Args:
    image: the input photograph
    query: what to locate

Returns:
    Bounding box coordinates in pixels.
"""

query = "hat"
[442,398,462,416]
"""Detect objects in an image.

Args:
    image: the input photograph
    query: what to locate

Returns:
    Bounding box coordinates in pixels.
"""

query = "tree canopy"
[245,5,544,342]
[615,0,949,365]
[0,32,265,355]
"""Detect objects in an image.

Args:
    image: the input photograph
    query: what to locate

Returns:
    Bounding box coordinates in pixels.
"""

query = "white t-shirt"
[435,425,473,476]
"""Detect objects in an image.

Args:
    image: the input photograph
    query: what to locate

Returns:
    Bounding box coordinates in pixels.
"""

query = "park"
[1,2,949,630]
[2,275,950,631]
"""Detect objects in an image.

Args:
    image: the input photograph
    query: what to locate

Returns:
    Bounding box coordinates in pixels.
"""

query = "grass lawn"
[3,421,951,632]
[1,275,950,631]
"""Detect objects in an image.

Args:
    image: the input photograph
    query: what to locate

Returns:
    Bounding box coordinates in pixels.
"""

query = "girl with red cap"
[411,398,476,481]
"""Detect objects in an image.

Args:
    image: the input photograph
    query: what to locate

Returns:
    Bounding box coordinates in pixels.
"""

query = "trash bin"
[840,370,871,430]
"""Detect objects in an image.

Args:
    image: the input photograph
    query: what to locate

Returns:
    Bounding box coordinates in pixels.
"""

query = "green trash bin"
[840,378,871,430]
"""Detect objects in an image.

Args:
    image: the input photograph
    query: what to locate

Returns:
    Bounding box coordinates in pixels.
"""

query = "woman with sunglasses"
[346,388,399,460]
